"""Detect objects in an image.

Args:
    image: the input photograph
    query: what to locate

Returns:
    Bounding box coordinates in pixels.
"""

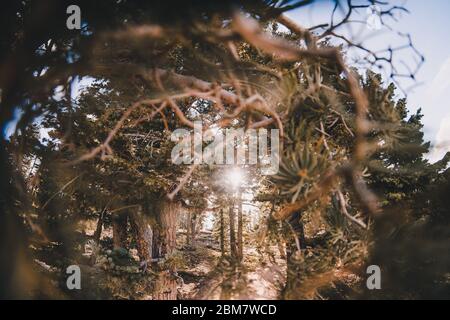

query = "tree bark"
[129,211,153,262]
[150,198,181,300]
[229,202,237,261]
[237,192,243,262]
[152,199,179,258]
[186,210,192,246]
[283,211,306,299]
[152,270,178,300]
[112,213,128,249]
[186,209,198,246]
[220,209,225,257]
[190,212,198,246]
[94,204,110,243]
[277,237,286,260]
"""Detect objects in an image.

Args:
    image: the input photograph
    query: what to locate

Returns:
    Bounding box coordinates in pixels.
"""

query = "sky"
[286,0,450,162]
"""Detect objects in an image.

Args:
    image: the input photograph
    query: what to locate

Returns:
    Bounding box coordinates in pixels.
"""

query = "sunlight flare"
[225,167,245,190]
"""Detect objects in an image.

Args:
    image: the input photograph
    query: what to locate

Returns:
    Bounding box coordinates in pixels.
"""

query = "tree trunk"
[112,213,128,249]
[237,192,243,262]
[151,270,178,300]
[286,211,306,253]
[220,209,225,257]
[150,198,180,300]
[129,211,153,262]
[229,202,237,261]
[93,206,107,243]
[186,210,198,246]
[283,211,306,299]
[277,237,286,260]
[152,199,179,258]
[186,210,192,246]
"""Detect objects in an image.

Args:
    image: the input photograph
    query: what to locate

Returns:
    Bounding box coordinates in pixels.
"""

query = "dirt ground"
[178,231,286,300]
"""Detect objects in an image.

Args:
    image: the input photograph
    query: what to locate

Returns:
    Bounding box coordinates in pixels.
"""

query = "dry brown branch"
[337,189,367,229]
[106,25,165,41]
[41,174,83,210]
[69,99,160,164]
[233,13,336,62]
[152,68,239,105]
[342,166,381,216]
[131,101,168,127]
[75,9,386,211]
[73,64,287,166]
[167,164,198,201]
[269,13,380,218]
[167,98,195,128]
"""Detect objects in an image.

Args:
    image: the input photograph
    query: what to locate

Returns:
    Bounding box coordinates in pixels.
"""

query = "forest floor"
[175,229,366,300]
[178,231,286,300]
[30,220,362,299]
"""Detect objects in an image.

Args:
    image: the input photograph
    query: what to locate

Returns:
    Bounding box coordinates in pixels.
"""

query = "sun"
[226,167,245,190]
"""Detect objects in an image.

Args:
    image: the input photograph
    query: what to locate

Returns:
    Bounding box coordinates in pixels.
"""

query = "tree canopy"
[0,0,448,300]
